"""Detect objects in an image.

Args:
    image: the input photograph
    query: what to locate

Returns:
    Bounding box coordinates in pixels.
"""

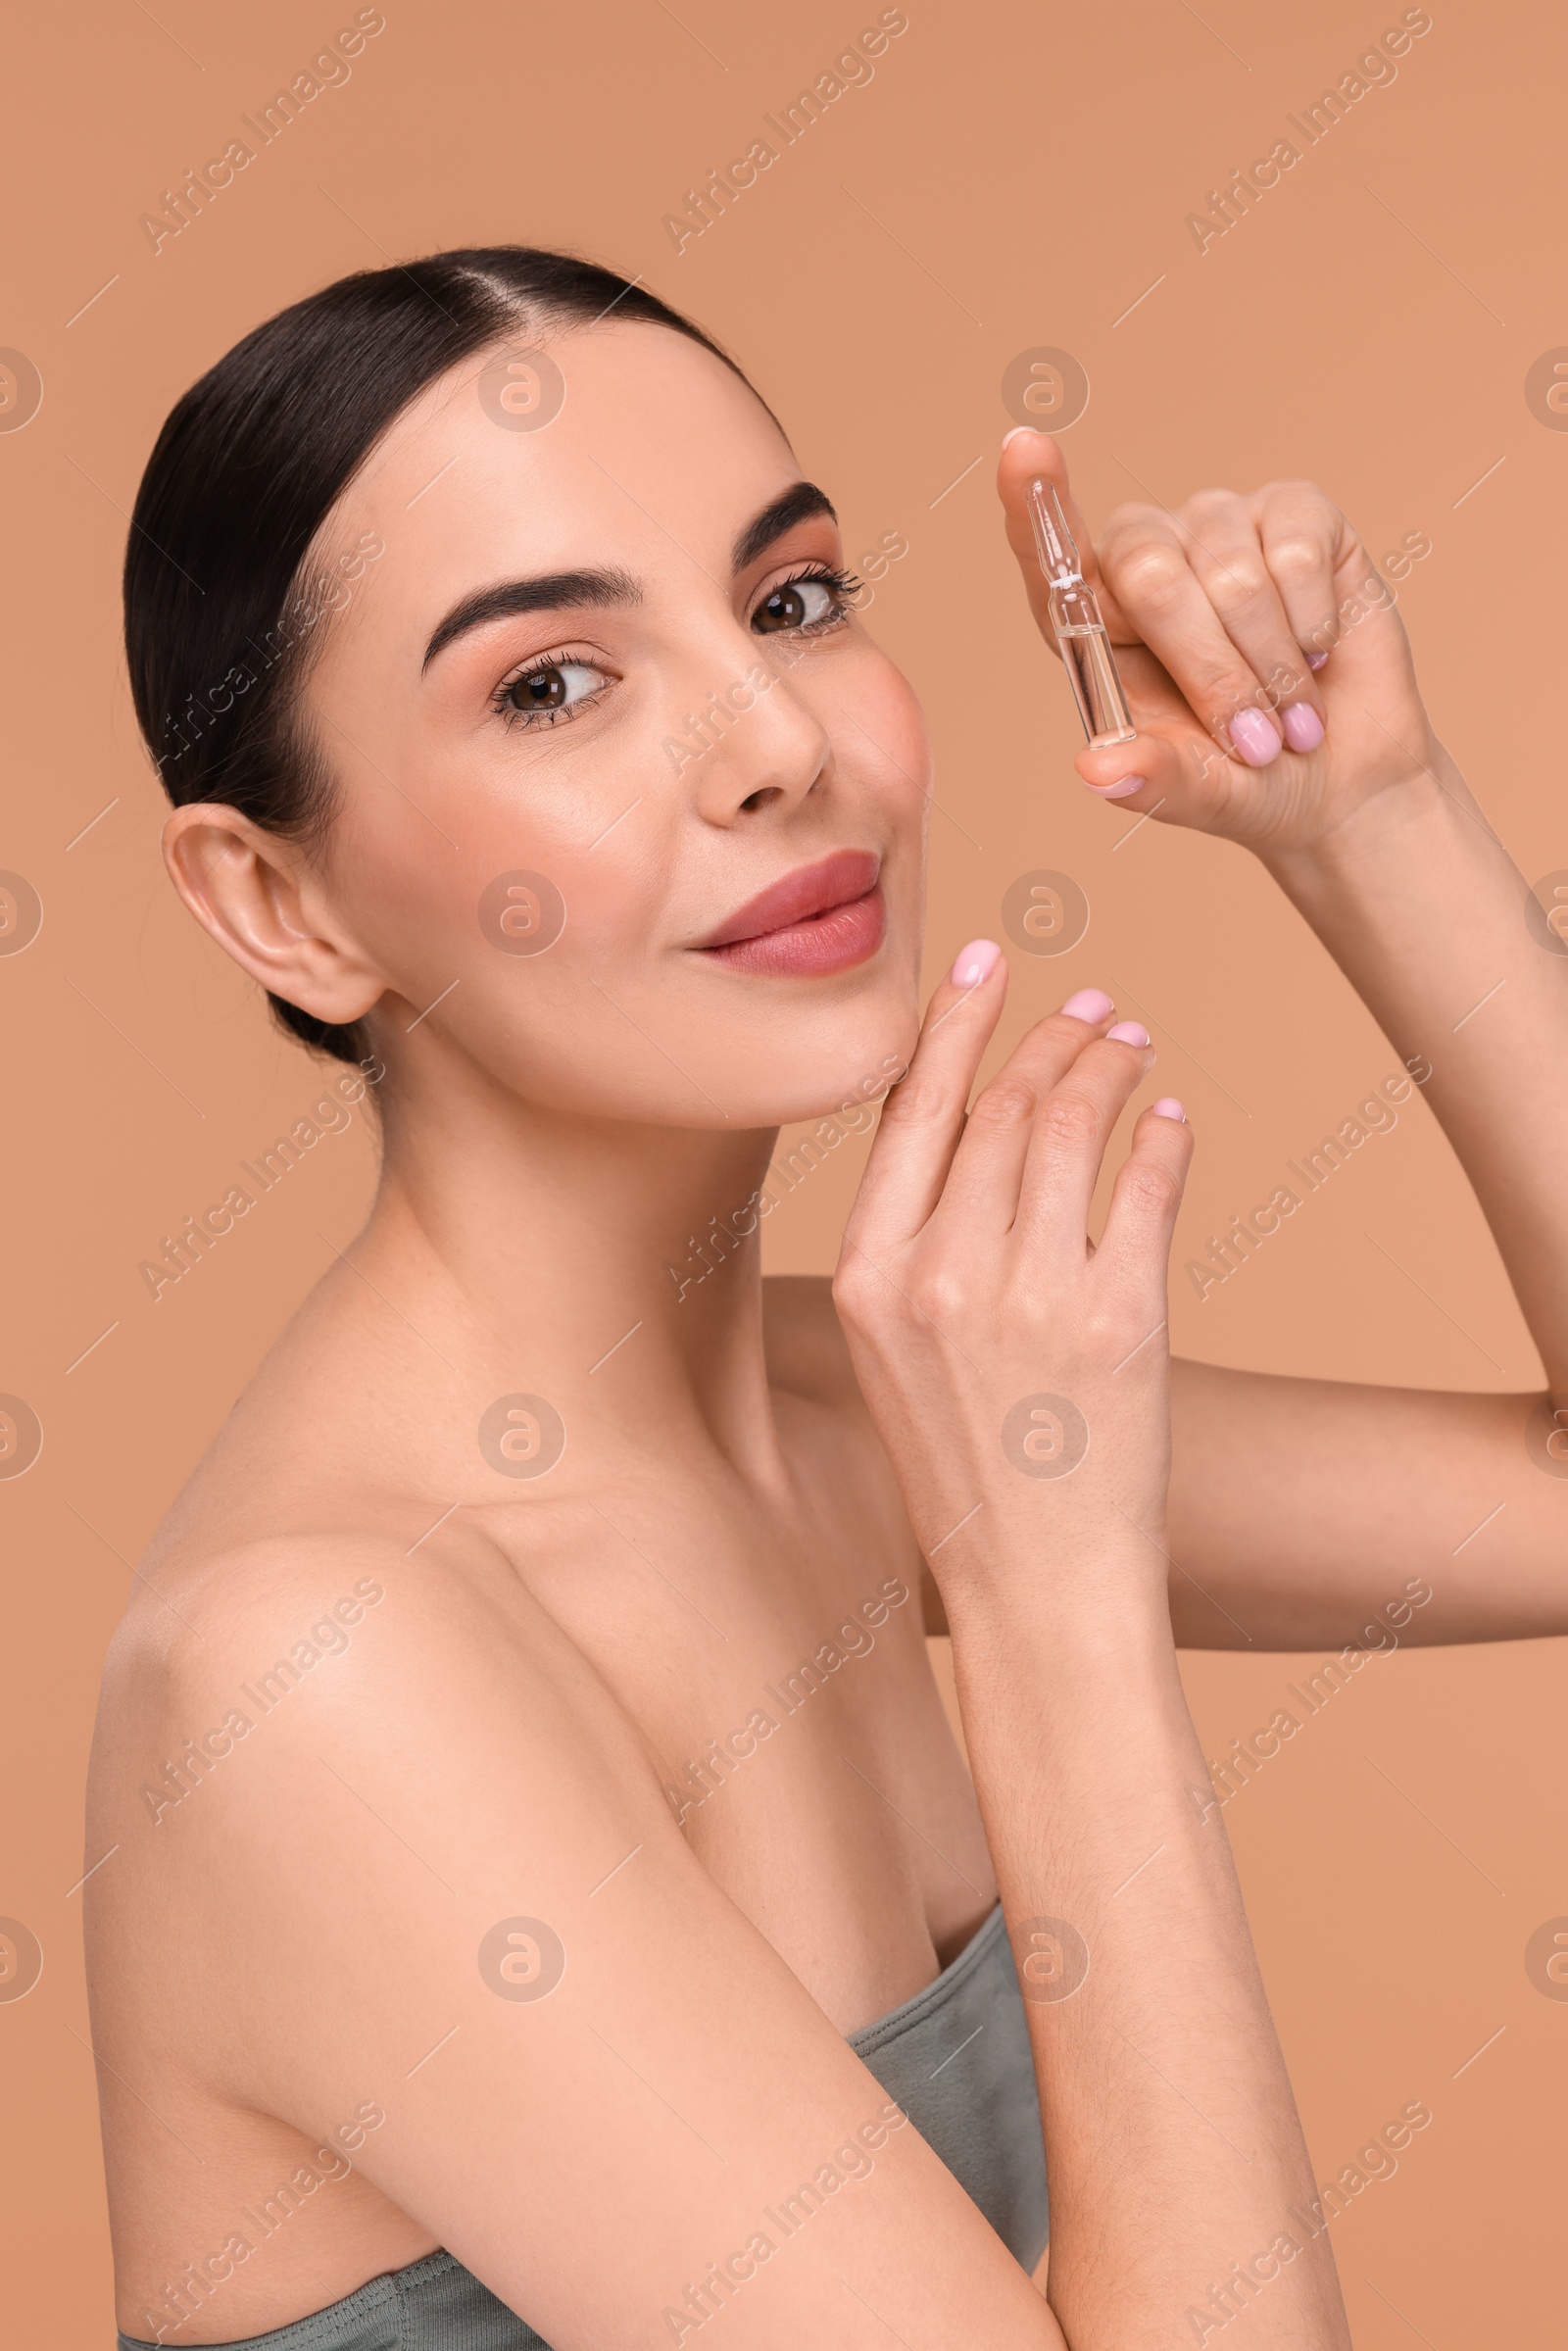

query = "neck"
[353,1048,792,1482]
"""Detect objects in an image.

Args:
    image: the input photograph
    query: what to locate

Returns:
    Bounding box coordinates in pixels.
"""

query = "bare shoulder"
[105,1513,631,1709]
[97,1526,462,1715]
[85,1521,684,2157]
[86,1546,1036,2350]
[91,1521,666,1869]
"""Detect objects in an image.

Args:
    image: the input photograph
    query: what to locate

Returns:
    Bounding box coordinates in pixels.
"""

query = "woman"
[87,246,1565,2350]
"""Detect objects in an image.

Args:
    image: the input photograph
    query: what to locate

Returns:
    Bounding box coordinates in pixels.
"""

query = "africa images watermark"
[1184,2095,1434,2343]
[1185,1060,1430,1302]
[1190,1577,1435,1819]
[661,538,910,782]
[662,10,909,256]
[131,2099,386,2343]
[666,1055,907,1304]
[662,1575,912,1827]
[660,2098,910,2341]
[1200,558,1416,758]
[138,11,387,256]
[1185,8,1433,256]
[138,1058,384,1302]
[138,1576,387,1825]
[153,530,384,782]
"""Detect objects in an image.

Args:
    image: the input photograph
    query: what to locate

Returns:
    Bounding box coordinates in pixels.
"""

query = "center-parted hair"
[123,246,762,1063]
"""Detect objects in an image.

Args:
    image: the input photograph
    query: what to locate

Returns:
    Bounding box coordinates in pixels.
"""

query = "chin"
[726,993,921,1135]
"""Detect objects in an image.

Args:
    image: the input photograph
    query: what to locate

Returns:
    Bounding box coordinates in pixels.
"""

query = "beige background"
[4,0,1566,2340]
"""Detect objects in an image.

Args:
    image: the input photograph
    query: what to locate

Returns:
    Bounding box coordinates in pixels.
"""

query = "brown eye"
[752,575,840,634]
[496,658,608,725]
[506,663,567,710]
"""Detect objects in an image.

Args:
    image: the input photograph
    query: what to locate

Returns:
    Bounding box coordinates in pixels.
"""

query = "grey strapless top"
[119,1903,1047,2350]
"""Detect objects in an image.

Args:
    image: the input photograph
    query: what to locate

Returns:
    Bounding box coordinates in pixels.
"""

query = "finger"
[1178,490,1328,753]
[1242,484,1407,708]
[931,987,1119,1232]
[1069,661,1245,810]
[1313,533,1419,697]
[844,940,1008,1252]
[1098,1099,1195,1295]
[1253,480,1344,676]
[1097,507,1296,770]
[1012,1023,1158,1250]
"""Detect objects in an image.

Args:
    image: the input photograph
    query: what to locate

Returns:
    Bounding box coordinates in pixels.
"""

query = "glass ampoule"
[1027,476,1137,749]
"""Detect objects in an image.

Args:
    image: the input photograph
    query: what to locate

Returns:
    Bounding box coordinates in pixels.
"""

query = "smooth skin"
[86,324,1562,2349]
[992,428,1568,1646]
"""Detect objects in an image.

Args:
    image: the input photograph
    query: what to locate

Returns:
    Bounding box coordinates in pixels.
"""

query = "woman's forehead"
[328,319,800,582]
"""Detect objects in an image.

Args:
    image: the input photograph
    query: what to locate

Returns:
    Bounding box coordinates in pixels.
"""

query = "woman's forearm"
[946,1563,1349,2349]
[836,949,1350,2342]
[1262,752,1568,1394]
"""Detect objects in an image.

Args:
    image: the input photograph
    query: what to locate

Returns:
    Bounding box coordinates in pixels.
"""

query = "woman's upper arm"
[1167,1357,1568,1645]
[149,1545,1055,2349]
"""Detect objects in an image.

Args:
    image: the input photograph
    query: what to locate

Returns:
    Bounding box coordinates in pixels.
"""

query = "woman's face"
[297,320,931,1129]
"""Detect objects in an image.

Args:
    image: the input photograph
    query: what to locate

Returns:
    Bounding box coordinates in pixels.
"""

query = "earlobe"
[161,803,385,1025]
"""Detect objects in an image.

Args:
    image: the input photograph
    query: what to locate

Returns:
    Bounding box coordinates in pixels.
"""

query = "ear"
[162,804,386,1027]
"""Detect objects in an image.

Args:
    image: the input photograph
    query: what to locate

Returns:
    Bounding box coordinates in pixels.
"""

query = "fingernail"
[1307,651,1329,670]
[1280,702,1325,753]
[1088,774,1145,799]
[1151,1097,1187,1121]
[1059,987,1114,1022]
[1002,425,1039,447]
[1227,707,1283,766]
[1106,1021,1150,1048]
[951,938,1002,988]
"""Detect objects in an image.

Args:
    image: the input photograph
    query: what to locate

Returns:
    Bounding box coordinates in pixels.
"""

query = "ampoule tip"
[1027,476,1079,583]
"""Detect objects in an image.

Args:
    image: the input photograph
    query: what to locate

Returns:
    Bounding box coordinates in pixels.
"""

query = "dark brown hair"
[124,246,761,1063]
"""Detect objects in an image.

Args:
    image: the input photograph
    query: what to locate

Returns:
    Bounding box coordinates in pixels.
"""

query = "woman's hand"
[998,426,1442,856]
[834,945,1193,1613]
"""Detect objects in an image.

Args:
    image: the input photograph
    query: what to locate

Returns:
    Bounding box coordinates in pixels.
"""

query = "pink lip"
[697,848,885,979]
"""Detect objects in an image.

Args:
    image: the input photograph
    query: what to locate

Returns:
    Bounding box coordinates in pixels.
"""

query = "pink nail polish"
[1227,708,1283,766]
[1280,702,1325,753]
[1059,988,1114,1022]
[1089,775,1145,800]
[1151,1097,1186,1121]
[950,938,1002,988]
[1105,1021,1150,1048]
[1307,651,1329,670]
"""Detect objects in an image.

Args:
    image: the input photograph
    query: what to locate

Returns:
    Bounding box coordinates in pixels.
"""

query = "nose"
[672,631,833,826]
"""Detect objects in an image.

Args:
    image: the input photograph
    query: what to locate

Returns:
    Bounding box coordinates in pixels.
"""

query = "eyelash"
[766,563,863,628]
[488,564,863,731]
[490,647,610,731]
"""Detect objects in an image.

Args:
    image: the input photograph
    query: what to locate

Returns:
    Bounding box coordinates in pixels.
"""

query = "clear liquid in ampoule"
[1029,478,1137,748]
[1055,616,1138,748]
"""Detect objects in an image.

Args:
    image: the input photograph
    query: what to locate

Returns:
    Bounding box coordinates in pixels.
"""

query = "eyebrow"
[421,567,640,670]
[731,481,838,571]
[419,481,839,671]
